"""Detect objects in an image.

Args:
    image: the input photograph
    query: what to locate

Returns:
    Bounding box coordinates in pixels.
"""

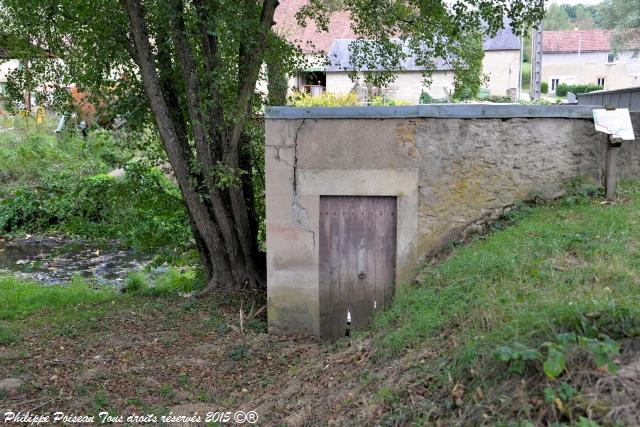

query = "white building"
[274,0,523,102]
[542,29,640,93]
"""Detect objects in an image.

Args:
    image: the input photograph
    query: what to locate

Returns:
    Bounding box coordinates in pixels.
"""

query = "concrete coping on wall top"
[265,104,600,120]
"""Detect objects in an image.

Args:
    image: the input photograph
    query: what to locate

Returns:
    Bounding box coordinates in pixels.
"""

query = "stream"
[0,236,155,286]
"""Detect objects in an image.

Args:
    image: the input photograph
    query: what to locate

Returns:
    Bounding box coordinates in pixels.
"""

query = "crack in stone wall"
[289,119,316,253]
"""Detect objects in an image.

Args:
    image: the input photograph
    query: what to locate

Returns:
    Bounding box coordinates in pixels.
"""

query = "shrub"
[123,268,201,297]
[484,95,512,103]
[419,92,433,104]
[368,95,410,106]
[289,91,360,107]
[541,81,548,94]
[0,126,191,252]
[555,83,602,97]
[123,272,147,294]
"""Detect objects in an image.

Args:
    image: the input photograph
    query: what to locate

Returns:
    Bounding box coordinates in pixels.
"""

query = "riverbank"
[2,180,640,425]
[0,120,192,257]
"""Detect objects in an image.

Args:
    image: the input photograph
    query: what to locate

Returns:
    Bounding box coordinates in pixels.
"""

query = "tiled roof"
[274,0,520,54]
[274,0,356,53]
[542,30,613,53]
[484,27,521,51]
[326,39,453,72]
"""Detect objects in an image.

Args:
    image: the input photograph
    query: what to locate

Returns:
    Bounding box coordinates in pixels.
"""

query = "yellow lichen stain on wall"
[395,121,421,160]
[417,157,539,257]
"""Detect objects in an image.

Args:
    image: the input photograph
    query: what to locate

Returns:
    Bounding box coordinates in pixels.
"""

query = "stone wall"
[265,105,640,336]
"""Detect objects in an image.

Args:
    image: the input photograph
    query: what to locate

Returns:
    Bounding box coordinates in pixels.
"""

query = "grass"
[1,179,639,425]
[376,180,640,365]
[370,180,640,424]
[0,119,192,254]
[0,275,117,320]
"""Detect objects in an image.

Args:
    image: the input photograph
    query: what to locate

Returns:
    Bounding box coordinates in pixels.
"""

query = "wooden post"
[605,135,622,200]
[603,104,623,200]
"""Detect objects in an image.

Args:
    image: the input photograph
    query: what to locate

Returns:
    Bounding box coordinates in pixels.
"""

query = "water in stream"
[0,236,154,286]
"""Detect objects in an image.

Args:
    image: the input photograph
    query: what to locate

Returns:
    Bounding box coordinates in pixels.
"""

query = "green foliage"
[562,177,603,207]
[289,91,360,107]
[494,332,622,380]
[288,91,410,107]
[123,268,200,297]
[123,272,147,294]
[543,4,573,30]
[0,125,191,252]
[541,81,549,94]
[598,0,640,53]
[580,335,620,373]
[484,95,513,103]
[452,31,486,101]
[521,62,531,88]
[374,179,640,380]
[543,345,567,379]
[419,92,433,104]
[493,343,542,375]
[544,382,577,404]
[0,274,115,320]
[556,83,603,97]
[298,0,543,89]
[227,346,249,361]
[0,322,17,345]
[368,95,410,106]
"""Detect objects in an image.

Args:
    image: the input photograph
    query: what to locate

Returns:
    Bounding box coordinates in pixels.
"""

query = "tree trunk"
[267,56,288,106]
[123,0,271,291]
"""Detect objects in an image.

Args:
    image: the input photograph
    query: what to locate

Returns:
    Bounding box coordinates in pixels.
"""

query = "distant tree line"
[522,1,639,63]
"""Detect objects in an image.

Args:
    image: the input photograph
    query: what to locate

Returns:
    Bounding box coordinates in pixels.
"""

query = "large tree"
[0,0,542,291]
[598,0,640,53]
[543,4,572,31]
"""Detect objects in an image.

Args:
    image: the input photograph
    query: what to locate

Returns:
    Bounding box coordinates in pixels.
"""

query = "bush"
[0,127,191,252]
[521,67,531,88]
[368,95,410,106]
[419,92,433,104]
[484,95,512,103]
[123,268,200,296]
[541,81,548,94]
[123,272,147,294]
[289,91,359,107]
[555,83,602,97]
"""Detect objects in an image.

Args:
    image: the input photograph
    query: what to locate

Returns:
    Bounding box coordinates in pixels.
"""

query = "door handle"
[358,271,367,280]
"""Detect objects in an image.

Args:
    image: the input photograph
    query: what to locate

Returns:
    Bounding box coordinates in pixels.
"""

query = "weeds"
[371,180,640,425]
[0,124,191,253]
[0,275,116,320]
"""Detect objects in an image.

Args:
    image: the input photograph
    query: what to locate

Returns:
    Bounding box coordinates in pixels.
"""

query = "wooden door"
[319,196,397,338]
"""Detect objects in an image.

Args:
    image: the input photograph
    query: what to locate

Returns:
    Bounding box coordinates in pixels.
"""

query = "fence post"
[605,134,622,200]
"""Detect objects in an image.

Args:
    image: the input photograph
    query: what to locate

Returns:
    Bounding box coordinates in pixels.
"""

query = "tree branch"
[228,0,279,151]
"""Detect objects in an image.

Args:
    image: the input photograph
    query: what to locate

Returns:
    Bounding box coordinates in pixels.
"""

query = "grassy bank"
[2,180,639,425]
[0,120,191,255]
[369,180,640,425]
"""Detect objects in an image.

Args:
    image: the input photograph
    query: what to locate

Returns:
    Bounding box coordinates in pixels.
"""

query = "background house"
[0,46,19,100]
[274,0,523,102]
[542,29,640,93]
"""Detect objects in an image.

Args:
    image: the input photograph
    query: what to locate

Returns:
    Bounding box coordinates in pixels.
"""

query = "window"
[551,78,560,91]
[297,71,326,96]
[597,77,605,87]
[608,53,616,63]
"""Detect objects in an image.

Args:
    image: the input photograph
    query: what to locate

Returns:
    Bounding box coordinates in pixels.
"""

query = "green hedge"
[556,83,602,97]
[541,81,548,94]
